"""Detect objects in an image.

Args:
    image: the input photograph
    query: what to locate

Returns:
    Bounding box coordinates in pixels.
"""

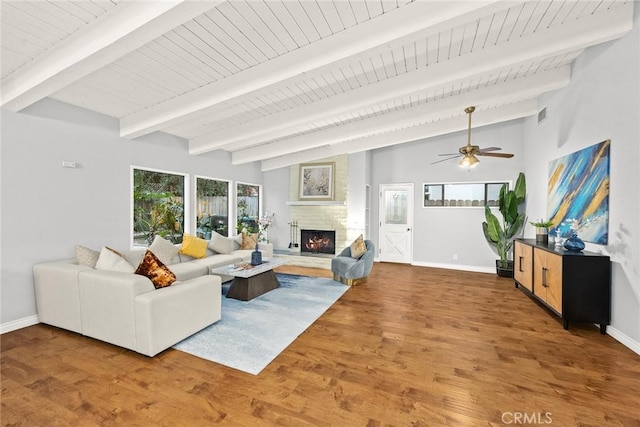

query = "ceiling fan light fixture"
[459,154,479,169]
[432,105,514,166]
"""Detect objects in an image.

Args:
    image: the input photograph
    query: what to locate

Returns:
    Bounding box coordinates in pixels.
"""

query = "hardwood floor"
[2,263,639,426]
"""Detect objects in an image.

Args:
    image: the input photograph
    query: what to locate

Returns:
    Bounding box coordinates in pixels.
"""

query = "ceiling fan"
[432,106,514,169]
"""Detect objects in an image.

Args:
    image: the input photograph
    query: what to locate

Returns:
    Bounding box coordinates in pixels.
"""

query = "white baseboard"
[1,315,39,334]
[606,326,640,356]
[411,261,495,274]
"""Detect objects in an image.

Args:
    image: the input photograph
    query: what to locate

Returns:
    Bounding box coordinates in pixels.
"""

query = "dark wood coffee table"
[210,258,287,301]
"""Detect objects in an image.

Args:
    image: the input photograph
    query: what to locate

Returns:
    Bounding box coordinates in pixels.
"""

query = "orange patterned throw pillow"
[135,250,177,289]
[350,234,367,259]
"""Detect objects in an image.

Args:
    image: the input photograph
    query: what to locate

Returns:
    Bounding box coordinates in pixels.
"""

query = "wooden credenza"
[513,239,611,334]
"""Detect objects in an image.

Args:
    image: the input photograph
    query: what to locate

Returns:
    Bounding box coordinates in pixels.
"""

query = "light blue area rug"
[173,274,348,375]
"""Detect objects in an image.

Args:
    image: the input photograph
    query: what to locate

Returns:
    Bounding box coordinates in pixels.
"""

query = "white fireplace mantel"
[286,200,346,206]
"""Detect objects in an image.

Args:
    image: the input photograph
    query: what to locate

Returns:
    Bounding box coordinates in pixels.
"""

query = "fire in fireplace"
[300,229,336,255]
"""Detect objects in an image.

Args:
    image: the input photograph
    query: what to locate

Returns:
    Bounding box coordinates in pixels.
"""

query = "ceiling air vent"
[538,107,547,124]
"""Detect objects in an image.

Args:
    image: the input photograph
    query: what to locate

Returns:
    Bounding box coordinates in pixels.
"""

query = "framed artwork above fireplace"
[299,162,334,200]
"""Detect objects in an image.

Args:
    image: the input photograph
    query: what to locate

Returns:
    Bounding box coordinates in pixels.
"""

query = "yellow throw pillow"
[350,234,367,259]
[135,250,176,289]
[179,234,208,259]
[241,232,258,250]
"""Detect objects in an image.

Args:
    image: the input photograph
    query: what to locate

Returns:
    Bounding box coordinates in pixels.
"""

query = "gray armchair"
[331,239,375,286]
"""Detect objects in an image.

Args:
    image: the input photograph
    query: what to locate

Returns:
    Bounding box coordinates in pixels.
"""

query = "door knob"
[407,228,411,231]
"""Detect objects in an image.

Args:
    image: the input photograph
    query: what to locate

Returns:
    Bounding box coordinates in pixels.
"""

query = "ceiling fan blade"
[438,152,460,156]
[431,155,461,165]
[477,152,514,158]
[477,146,502,153]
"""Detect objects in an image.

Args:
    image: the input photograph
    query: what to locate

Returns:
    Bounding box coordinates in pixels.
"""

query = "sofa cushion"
[178,248,216,263]
[208,231,235,254]
[191,254,243,271]
[168,262,209,282]
[95,247,135,273]
[180,234,208,259]
[241,232,258,250]
[350,234,367,259]
[75,245,99,268]
[149,235,180,265]
[135,250,177,289]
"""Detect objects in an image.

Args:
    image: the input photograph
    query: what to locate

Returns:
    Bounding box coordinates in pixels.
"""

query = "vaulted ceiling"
[1,1,634,171]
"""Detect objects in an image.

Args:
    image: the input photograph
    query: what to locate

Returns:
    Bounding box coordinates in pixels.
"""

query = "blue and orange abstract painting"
[547,140,610,244]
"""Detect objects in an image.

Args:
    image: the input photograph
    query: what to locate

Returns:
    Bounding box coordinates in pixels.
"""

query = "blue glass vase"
[563,233,585,252]
[251,244,262,265]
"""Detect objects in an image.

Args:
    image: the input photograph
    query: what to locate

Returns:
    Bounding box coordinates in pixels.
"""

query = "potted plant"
[529,219,554,244]
[482,172,526,277]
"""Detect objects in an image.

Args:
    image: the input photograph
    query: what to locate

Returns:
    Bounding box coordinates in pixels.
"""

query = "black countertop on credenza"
[515,238,609,258]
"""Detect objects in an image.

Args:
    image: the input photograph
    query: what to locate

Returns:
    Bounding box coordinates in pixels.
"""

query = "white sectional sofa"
[33,241,273,357]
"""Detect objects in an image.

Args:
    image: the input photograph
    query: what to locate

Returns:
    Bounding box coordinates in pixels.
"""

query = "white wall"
[522,6,640,347]
[0,99,263,326]
[262,167,290,250]
[347,152,368,242]
[370,119,526,271]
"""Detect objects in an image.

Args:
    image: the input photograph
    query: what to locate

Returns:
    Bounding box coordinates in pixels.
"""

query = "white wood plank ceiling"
[1,0,634,171]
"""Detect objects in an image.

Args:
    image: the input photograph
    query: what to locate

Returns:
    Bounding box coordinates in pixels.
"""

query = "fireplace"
[300,229,336,255]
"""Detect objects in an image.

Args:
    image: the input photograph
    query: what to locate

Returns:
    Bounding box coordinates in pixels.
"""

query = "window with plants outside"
[133,168,185,246]
[423,182,508,207]
[196,177,229,238]
[236,182,260,234]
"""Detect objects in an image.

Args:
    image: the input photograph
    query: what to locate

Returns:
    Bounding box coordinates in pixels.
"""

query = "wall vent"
[538,107,547,124]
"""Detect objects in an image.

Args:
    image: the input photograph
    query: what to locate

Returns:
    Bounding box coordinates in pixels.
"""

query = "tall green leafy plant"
[482,172,527,264]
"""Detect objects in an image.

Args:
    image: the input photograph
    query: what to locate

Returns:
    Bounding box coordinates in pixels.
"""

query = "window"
[196,177,230,238]
[384,189,408,224]
[236,182,261,234]
[485,183,505,206]
[423,184,444,206]
[423,181,509,207]
[133,167,186,246]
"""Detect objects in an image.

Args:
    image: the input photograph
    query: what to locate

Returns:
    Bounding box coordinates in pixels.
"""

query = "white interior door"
[379,184,413,263]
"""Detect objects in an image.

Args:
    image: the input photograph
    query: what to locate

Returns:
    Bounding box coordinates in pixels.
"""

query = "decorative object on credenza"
[432,106,515,169]
[547,139,610,244]
[299,162,335,200]
[554,228,563,247]
[563,219,585,252]
[563,233,585,252]
[482,172,527,277]
[530,219,554,244]
[251,243,262,266]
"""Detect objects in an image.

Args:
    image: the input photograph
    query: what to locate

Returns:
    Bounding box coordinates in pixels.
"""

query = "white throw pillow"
[149,235,180,265]
[75,245,100,268]
[208,231,234,254]
[233,234,243,250]
[95,247,135,273]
